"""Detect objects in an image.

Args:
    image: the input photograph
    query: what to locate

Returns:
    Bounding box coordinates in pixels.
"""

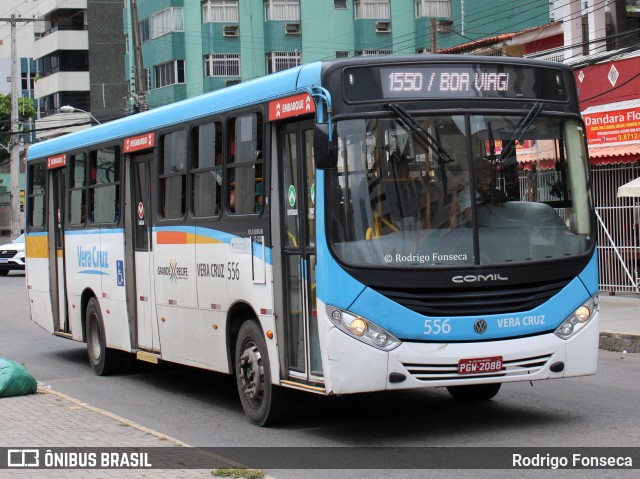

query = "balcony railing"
[35,24,87,39]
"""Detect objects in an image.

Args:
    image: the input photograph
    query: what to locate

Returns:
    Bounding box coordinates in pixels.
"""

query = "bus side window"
[159,130,187,219]
[191,121,222,217]
[88,146,120,225]
[227,112,263,215]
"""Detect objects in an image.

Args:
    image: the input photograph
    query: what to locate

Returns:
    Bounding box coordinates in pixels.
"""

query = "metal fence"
[591,162,640,294]
[516,162,640,293]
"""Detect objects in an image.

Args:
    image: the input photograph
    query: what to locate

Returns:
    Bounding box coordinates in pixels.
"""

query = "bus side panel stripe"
[26,235,49,258]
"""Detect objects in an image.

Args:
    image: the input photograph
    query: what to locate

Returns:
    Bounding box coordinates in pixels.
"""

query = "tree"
[0,94,36,159]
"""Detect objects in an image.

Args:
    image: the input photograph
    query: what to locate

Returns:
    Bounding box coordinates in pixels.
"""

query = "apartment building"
[123,0,553,109]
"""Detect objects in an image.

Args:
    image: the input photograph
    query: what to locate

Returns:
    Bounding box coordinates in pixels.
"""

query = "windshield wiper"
[385,103,455,164]
[495,102,542,164]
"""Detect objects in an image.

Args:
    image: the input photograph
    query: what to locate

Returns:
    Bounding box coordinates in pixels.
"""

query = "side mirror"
[313,123,337,169]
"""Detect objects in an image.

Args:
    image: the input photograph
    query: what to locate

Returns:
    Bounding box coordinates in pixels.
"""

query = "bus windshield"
[328,113,593,268]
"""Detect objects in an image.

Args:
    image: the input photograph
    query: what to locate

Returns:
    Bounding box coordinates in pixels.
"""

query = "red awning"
[588,143,640,165]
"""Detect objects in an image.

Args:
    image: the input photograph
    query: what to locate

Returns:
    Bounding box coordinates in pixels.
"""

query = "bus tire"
[235,320,288,426]
[446,383,501,402]
[86,298,128,375]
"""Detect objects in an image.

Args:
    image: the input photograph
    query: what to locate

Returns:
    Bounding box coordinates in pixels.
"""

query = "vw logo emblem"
[474,319,488,334]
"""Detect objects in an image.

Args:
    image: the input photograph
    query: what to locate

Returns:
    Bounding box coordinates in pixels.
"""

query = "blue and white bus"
[25,55,598,426]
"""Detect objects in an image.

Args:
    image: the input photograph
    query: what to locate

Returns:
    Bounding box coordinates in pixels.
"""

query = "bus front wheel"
[235,320,288,426]
[446,383,501,402]
[85,298,128,375]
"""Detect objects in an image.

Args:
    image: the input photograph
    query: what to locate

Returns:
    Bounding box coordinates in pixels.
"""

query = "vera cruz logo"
[157,259,188,283]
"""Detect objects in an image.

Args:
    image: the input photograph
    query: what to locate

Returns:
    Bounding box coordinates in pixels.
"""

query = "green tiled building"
[124,0,551,108]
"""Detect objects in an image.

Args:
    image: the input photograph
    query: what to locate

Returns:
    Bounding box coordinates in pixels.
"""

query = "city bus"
[25,55,599,426]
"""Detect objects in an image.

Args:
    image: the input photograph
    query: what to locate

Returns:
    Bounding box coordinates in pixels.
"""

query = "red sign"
[268,93,315,121]
[584,107,640,145]
[47,154,67,169]
[124,132,155,153]
[138,202,145,219]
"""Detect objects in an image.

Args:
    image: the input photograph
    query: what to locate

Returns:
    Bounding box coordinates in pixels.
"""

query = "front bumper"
[320,308,599,395]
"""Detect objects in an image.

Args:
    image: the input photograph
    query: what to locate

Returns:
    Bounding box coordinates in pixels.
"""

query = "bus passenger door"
[280,122,322,383]
[48,168,69,333]
[126,154,159,352]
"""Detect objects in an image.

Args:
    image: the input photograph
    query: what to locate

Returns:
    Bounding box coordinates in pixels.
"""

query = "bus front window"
[328,115,592,268]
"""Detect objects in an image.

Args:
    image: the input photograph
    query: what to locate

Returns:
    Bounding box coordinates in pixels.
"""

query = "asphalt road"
[2,272,639,478]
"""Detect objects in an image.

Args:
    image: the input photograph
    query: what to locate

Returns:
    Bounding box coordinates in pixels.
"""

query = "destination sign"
[343,64,568,102]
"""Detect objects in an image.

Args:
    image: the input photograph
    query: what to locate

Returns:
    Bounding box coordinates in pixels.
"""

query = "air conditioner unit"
[375,21,391,33]
[223,25,239,37]
[437,20,453,33]
[284,23,300,34]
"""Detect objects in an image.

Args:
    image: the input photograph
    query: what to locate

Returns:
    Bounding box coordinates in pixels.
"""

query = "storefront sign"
[584,107,640,145]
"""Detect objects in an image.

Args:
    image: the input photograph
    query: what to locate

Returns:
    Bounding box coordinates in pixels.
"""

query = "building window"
[355,0,390,19]
[264,0,300,21]
[415,0,451,19]
[334,0,348,8]
[266,51,301,74]
[356,49,392,56]
[203,0,239,22]
[154,60,185,89]
[205,54,240,77]
[139,18,149,42]
[159,130,187,219]
[150,7,184,39]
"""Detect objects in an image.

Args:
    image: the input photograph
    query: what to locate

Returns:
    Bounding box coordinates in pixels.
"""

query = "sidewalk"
[598,293,640,353]
[0,387,223,478]
[0,293,638,478]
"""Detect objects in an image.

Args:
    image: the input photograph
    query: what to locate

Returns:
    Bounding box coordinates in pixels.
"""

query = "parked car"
[0,234,25,275]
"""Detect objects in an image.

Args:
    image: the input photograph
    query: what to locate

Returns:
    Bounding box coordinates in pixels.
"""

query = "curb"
[599,332,640,353]
[39,385,191,446]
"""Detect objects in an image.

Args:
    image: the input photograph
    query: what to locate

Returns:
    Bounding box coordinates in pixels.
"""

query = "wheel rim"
[238,341,264,405]
[88,313,102,363]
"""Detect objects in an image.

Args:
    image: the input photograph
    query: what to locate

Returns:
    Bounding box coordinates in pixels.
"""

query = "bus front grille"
[374,279,571,317]
[402,354,552,382]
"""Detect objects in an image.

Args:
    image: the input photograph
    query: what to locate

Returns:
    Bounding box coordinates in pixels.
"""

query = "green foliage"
[0,94,36,157]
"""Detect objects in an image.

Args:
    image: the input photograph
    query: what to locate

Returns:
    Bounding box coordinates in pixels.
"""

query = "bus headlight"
[554,295,597,340]
[327,306,401,351]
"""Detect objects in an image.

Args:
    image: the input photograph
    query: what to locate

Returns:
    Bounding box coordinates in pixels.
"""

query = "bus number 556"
[424,319,451,335]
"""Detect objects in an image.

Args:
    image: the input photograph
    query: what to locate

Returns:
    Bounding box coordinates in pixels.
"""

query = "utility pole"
[1,14,35,239]
[129,0,147,111]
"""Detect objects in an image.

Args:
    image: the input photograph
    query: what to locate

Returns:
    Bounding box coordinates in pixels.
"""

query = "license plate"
[458,356,503,375]
[0,259,8,263]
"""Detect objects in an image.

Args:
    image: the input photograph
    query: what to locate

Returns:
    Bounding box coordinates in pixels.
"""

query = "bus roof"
[26,61,324,162]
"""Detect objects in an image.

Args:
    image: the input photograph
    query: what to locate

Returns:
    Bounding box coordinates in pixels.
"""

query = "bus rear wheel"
[446,383,501,402]
[85,298,129,375]
[235,320,288,426]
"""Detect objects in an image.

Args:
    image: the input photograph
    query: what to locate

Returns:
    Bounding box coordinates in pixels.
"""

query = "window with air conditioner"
[375,21,391,32]
[284,23,301,34]
[223,25,239,36]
